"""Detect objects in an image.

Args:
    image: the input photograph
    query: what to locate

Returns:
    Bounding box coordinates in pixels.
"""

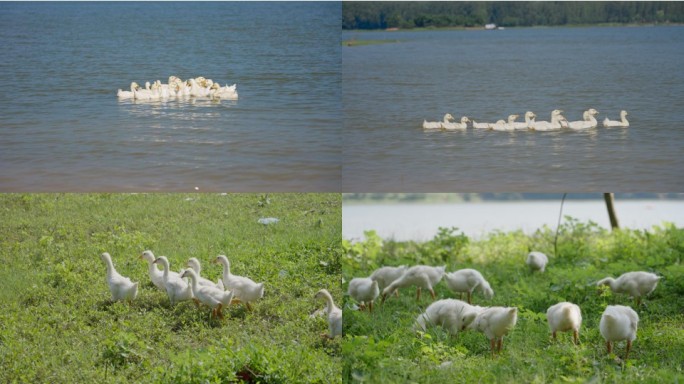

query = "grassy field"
[0,193,341,383]
[342,220,684,383]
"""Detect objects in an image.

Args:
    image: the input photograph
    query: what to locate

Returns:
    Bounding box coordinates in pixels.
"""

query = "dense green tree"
[342,1,684,30]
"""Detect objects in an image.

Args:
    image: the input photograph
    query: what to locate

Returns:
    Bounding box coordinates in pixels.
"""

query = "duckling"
[546,302,582,344]
[153,256,194,306]
[369,265,407,297]
[100,252,138,303]
[597,271,660,306]
[444,268,494,304]
[526,251,548,273]
[471,306,518,357]
[381,265,446,304]
[186,257,224,289]
[600,305,639,360]
[314,289,342,339]
[414,299,481,335]
[180,269,233,319]
[213,255,264,310]
[347,277,380,312]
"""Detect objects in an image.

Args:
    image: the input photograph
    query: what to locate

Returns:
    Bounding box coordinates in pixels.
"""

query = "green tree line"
[342,1,684,29]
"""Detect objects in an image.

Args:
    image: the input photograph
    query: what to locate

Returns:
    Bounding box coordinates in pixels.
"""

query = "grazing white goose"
[530,110,566,131]
[600,305,638,359]
[213,255,264,310]
[490,114,519,131]
[414,299,482,335]
[472,119,492,129]
[181,269,233,319]
[546,302,582,344]
[370,265,407,296]
[117,82,137,99]
[100,252,138,302]
[442,116,470,130]
[567,108,599,130]
[381,265,446,303]
[513,111,536,130]
[423,114,453,130]
[526,251,548,273]
[153,256,194,305]
[472,306,518,357]
[444,268,494,304]
[596,271,660,306]
[315,289,342,338]
[603,110,629,127]
[186,257,224,289]
[347,277,380,312]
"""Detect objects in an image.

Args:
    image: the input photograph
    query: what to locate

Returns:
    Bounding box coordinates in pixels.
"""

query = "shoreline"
[342,22,684,33]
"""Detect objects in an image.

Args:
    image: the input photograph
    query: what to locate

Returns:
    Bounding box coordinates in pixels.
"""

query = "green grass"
[342,220,684,383]
[0,193,342,383]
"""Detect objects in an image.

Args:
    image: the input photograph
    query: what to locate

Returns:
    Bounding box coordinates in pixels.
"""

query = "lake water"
[342,27,684,191]
[0,2,341,191]
[343,200,684,242]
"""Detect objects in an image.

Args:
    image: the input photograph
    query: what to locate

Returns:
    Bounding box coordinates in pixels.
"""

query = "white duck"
[153,256,194,305]
[444,268,494,304]
[117,82,137,99]
[471,306,518,356]
[315,289,342,338]
[600,305,638,359]
[369,265,407,296]
[442,116,470,130]
[603,110,629,127]
[472,119,492,129]
[186,257,224,289]
[347,277,380,312]
[530,110,566,131]
[381,265,446,303]
[513,111,536,130]
[526,251,548,273]
[546,302,582,344]
[490,114,519,131]
[423,114,453,130]
[596,271,660,306]
[213,255,264,310]
[181,269,233,319]
[139,250,166,291]
[218,83,238,100]
[567,108,599,130]
[100,252,138,302]
[414,299,482,335]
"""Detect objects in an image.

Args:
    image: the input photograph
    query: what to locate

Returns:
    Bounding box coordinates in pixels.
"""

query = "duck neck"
[622,115,629,124]
[323,292,335,314]
[188,272,199,292]
[599,277,615,289]
[147,258,159,275]
[221,259,231,281]
[161,260,169,280]
[103,256,115,279]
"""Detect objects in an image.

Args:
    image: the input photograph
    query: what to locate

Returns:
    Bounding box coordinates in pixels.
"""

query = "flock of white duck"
[116,76,238,101]
[423,109,629,131]
[100,251,338,338]
[344,252,660,359]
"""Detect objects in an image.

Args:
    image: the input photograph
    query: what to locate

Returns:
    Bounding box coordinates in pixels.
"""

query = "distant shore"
[342,22,683,33]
